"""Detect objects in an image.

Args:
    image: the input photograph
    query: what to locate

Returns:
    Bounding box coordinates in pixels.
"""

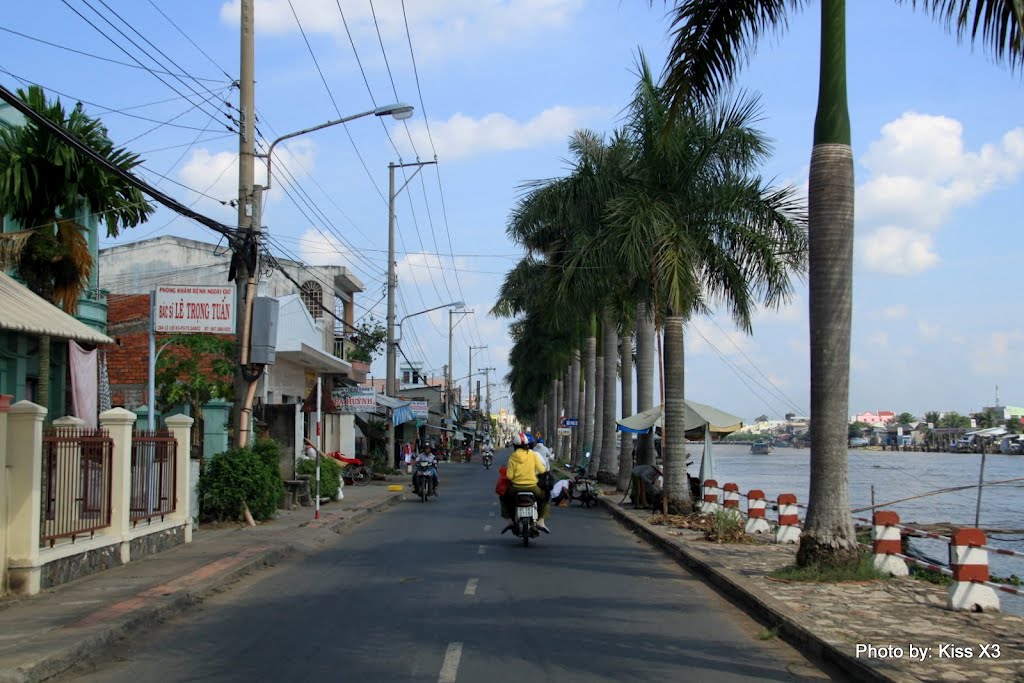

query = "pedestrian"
[550,478,573,507]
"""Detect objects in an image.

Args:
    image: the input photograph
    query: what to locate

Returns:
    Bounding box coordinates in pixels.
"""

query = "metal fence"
[40,427,113,548]
[130,430,177,524]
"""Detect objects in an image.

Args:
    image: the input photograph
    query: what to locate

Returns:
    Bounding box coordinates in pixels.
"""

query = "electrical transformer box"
[250,296,279,365]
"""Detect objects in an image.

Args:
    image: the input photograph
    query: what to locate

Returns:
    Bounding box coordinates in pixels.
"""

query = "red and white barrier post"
[722,482,741,521]
[775,493,800,544]
[948,528,1000,612]
[871,511,908,576]
[745,489,770,534]
[700,479,720,514]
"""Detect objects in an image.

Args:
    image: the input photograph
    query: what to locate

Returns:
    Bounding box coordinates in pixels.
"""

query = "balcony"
[75,287,109,335]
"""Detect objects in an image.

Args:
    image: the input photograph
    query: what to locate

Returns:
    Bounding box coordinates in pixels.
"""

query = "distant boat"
[848,437,869,448]
[750,441,773,455]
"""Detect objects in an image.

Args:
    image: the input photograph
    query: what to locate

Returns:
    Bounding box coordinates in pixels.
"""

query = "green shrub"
[705,508,747,543]
[296,456,342,500]
[199,444,284,522]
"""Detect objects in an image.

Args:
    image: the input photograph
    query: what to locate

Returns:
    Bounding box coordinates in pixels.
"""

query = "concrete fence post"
[700,479,720,514]
[0,395,13,595]
[871,510,908,576]
[99,408,137,565]
[948,528,999,612]
[164,414,195,542]
[745,489,770,534]
[775,493,800,544]
[5,401,47,594]
[721,482,741,521]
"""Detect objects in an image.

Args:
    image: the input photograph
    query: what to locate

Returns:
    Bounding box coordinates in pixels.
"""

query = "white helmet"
[512,432,529,447]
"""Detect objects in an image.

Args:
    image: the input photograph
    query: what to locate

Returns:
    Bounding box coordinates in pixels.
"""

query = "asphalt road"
[61,450,834,683]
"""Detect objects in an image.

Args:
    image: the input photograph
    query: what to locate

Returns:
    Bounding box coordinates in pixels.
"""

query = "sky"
[2,1,1021,424]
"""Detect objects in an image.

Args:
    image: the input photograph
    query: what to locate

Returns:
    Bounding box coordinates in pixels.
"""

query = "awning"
[0,272,113,345]
[276,343,352,374]
[376,394,412,410]
[616,400,744,438]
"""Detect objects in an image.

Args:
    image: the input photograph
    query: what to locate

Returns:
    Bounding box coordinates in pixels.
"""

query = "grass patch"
[909,565,953,586]
[705,509,749,544]
[757,626,779,641]
[770,553,890,583]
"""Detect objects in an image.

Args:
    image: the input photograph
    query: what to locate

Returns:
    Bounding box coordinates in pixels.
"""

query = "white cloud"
[869,304,909,321]
[219,0,583,60]
[178,149,239,218]
[402,106,606,160]
[298,228,349,265]
[857,113,1024,275]
[396,251,448,285]
[753,294,804,325]
[860,226,939,275]
[867,331,889,347]
[970,331,1024,375]
[917,319,942,339]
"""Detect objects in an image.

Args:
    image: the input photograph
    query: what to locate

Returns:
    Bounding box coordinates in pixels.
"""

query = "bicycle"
[326,452,372,486]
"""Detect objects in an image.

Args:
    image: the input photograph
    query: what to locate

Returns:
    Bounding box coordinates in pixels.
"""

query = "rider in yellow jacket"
[503,432,550,532]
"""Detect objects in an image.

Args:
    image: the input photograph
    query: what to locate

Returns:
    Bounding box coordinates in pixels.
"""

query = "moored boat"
[750,441,773,455]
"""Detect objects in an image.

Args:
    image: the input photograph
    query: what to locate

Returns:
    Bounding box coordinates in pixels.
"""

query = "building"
[100,235,365,460]
[982,405,1024,422]
[851,411,896,425]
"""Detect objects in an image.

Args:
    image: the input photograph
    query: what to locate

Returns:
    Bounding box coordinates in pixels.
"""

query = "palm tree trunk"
[556,373,565,456]
[797,0,859,568]
[582,328,596,466]
[591,345,604,477]
[549,379,558,448]
[38,334,51,415]
[570,350,581,464]
[662,315,689,512]
[600,309,618,474]
[635,302,656,465]
[617,330,633,491]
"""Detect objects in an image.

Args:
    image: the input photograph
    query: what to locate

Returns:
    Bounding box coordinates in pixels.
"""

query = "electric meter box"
[250,297,279,365]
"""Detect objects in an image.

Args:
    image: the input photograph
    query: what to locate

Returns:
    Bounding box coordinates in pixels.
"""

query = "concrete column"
[100,407,137,564]
[0,395,13,595]
[164,414,195,542]
[6,400,47,594]
[203,399,230,460]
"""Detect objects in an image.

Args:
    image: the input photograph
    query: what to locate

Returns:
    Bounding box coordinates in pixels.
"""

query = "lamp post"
[232,102,415,448]
[386,301,463,469]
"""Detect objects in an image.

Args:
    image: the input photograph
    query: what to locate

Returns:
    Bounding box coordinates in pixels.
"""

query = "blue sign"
[559,417,579,428]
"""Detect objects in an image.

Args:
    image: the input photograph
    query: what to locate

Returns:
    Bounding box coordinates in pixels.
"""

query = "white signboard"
[333,386,377,413]
[154,285,236,334]
[410,400,428,419]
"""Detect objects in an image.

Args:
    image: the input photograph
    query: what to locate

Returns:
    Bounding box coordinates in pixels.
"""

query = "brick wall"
[106,294,236,409]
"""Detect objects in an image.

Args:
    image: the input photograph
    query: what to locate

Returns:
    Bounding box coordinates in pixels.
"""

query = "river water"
[682,443,1024,613]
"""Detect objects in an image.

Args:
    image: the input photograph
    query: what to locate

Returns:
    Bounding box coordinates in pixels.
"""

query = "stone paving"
[602,497,1024,683]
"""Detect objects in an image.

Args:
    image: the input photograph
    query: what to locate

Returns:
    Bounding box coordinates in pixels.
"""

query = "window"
[300,281,323,318]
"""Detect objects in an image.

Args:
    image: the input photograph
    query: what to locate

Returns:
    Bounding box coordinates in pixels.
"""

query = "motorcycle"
[570,463,598,508]
[482,452,493,469]
[511,490,540,546]
[328,453,372,486]
[413,461,436,502]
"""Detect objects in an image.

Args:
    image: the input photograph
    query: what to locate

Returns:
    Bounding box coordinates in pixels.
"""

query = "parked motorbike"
[413,461,435,502]
[328,453,372,486]
[568,462,598,508]
[511,490,540,546]
[482,452,493,469]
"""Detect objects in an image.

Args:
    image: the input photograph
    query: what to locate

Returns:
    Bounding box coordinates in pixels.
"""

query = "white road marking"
[488,512,495,517]
[483,524,492,532]
[464,578,478,596]
[477,545,486,555]
[438,642,463,683]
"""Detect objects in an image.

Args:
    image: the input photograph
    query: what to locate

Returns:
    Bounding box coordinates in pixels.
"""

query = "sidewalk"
[597,493,1024,683]
[0,482,404,683]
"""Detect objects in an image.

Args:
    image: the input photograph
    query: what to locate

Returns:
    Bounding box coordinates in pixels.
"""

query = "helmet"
[526,432,536,447]
[512,432,529,447]
[536,437,544,445]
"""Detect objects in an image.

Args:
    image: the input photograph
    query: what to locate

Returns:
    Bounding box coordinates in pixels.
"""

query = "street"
[60,451,832,682]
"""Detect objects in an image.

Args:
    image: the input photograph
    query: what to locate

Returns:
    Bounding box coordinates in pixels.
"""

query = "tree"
[598,60,806,513]
[898,412,916,425]
[848,421,870,439]
[656,0,1022,567]
[924,411,941,425]
[973,410,996,429]
[155,334,235,443]
[756,414,769,423]
[0,86,153,412]
[938,411,972,429]
[346,317,387,363]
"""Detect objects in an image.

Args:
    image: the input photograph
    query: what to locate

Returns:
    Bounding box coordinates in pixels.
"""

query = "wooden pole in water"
[974,446,988,528]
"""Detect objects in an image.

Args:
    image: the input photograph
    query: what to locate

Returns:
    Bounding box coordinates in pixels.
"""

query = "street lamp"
[394,301,464,345]
[258,104,414,191]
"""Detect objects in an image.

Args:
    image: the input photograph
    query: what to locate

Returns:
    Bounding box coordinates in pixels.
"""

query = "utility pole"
[448,309,471,414]
[468,345,486,411]
[232,0,259,448]
[480,367,495,439]
[385,160,437,469]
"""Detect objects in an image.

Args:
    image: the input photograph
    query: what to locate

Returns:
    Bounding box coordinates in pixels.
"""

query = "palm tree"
[600,307,618,474]
[0,86,153,413]
[617,321,635,490]
[656,0,1021,566]
[634,302,657,466]
[600,60,807,513]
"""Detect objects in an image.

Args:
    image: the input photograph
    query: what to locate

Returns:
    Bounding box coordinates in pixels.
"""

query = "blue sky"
[2,1,1021,423]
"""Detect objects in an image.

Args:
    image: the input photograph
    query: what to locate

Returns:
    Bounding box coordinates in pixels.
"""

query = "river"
[682,443,1024,614]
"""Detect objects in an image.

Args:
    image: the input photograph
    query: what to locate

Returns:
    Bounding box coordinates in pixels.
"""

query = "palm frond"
[903,0,1024,69]
[0,229,35,270]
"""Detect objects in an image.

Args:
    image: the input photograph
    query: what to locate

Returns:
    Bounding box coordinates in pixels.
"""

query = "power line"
[0,24,230,84]
[145,0,235,82]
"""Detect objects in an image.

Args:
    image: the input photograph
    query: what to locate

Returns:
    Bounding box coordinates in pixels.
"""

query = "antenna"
[995,384,1000,407]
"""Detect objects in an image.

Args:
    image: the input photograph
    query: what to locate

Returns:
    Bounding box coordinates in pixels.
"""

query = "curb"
[597,497,897,683]
[0,492,403,683]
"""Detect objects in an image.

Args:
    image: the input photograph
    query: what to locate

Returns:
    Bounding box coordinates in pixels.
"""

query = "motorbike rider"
[501,432,550,533]
[411,443,439,496]
[532,436,551,469]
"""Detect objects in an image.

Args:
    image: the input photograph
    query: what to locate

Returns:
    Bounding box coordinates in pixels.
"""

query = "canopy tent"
[376,394,415,426]
[616,400,743,484]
